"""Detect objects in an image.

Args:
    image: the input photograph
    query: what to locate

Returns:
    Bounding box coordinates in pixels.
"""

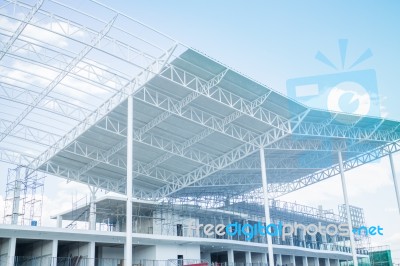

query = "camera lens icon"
[287,69,380,124]
[327,81,370,116]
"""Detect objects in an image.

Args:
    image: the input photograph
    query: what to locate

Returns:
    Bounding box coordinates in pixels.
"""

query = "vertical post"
[89,187,97,230]
[7,237,16,266]
[337,151,358,266]
[260,148,274,266]
[11,168,21,225]
[51,240,58,266]
[389,152,400,213]
[125,95,133,266]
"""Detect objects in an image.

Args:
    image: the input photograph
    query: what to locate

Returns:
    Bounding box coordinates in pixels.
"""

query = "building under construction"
[0,0,399,266]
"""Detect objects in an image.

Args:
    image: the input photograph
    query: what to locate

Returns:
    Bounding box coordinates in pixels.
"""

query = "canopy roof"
[1,0,400,201]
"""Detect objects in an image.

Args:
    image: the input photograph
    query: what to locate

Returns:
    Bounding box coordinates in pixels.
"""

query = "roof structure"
[1,0,400,202]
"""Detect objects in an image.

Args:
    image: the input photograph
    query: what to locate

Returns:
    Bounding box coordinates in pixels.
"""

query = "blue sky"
[1,0,400,262]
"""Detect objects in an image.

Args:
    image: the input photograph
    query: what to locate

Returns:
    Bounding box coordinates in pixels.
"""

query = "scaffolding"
[369,246,393,266]
[339,204,371,252]
[3,167,45,226]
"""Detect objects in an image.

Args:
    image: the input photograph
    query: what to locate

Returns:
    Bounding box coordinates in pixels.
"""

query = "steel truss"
[269,141,400,197]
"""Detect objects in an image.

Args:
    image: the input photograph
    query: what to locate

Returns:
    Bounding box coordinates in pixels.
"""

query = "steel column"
[389,152,400,214]
[125,95,133,265]
[337,151,358,266]
[260,148,274,266]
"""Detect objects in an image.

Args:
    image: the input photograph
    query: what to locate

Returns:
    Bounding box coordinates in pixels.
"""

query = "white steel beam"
[143,91,271,173]
[0,82,92,122]
[0,118,60,147]
[81,70,227,176]
[269,141,400,197]
[0,14,118,144]
[338,150,358,266]
[125,94,133,266]
[28,44,177,170]
[389,152,400,214]
[293,121,400,143]
[260,148,274,266]
[159,64,291,132]
[0,0,43,60]
[0,148,34,166]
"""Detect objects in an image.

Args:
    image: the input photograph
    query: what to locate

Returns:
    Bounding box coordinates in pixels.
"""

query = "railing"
[8,256,124,266]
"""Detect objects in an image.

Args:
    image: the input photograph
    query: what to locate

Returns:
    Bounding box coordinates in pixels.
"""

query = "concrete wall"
[99,246,124,260]
[134,245,156,261]
[153,211,198,237]
[155,244,200,260]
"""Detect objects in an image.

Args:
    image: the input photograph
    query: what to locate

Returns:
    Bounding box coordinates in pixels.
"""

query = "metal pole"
[125,95,133,265]
[389,152,400,214]
[260,148,274,266]
[337,151,358,266]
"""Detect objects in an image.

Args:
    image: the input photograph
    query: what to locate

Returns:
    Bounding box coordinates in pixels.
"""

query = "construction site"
[0,0,399,266]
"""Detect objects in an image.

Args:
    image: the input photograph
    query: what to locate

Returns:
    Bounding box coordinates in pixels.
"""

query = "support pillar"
[337,151,358,266]
[389,152,400,214]
[88,241,95,266]
[56,215,62,228]
[302,257,308,266]
[11,168,21,225]
[125,94,133,266]
[89,187,97,230]
[51,240,58,266]
[315,257,319,266]
[325,258,330,266]
[7,237,16,266]
[290,255,295,266]
[260,148,274,266]
[245,251,252,265]
[227,249,234,266]
[276,254,282,266]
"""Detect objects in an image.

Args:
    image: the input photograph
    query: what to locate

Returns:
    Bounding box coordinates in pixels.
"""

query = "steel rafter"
[0,0,43,61]
[269,141,400,197]
[293,121,400,142]
[0,82,92,122]
[159,64,291,132]
[57,139,180,184]
[142,90,272,173]
[0,118,60,146]
[0,147,34,165]
[75,69,228,180]
[28,45,177,171]
[0,14,118,143]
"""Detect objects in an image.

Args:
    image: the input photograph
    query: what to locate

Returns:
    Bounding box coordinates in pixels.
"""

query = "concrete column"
[56,216,62,228]
[51,240,58,266]
[302,257,308,266]
[125,94,133,265]
[89,191,96,230]
[276,254,282,266]
[389,152,400,213]
[338,151,358,266]
[262,253,268,265]
[88,241,95,266]
[227,249,234,266]
[7,237,16,266]
[260,148,274,266]
[290,255,295,266]
[315,258,319,266]
[245,251,252,265]
[325,258,330,266]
